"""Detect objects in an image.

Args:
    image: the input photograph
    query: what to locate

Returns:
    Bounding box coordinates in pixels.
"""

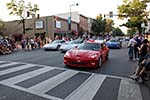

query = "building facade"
[2,15,79,41]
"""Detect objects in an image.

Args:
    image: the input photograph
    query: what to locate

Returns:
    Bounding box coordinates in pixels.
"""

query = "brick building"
[2,12,91,41]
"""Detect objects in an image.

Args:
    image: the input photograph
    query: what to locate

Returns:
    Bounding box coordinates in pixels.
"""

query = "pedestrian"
[129,43,150,80]
[137,39,149,65]
[134,35,141,60]
[37,36,41,49]
[26,38,30,50]
[30,37,35,50]
[128,36,137,60]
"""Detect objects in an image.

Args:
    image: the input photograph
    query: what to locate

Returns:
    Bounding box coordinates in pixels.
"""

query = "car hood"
[43,43,58,47]
[68,49,99,58]
[107,41,120,44]
[95,40,105,43]
[60,44,80,49]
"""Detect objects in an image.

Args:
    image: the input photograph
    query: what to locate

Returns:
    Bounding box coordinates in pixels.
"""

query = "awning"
[54,29,69,34]
[72,30,78,35]
[12,34,22,37]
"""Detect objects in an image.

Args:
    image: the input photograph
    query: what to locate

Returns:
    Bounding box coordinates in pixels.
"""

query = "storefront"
[13,34,22,41]
[54,29,69,39]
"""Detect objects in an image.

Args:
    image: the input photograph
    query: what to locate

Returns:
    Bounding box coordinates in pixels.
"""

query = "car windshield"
[96,37,105,40]
[109,39,118,42]
[52,40,64,43]
[69,39,83,44]
[78,43,101,51]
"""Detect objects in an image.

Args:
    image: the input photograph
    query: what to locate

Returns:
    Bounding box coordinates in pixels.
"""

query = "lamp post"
[141,22,145,35]
[68,3,79,33]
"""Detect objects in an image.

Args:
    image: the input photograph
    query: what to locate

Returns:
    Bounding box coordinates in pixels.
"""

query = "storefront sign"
[55,21,61,28]
[36,21,44,29]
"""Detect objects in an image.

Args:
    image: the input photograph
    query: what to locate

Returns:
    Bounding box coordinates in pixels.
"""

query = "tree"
[126,27,137,36]
[6,0,39,34]
[112,27,124,36]
[91,15,106,36]
[105,18,114,33]
[117,0,149,35]
[0,20,5,30]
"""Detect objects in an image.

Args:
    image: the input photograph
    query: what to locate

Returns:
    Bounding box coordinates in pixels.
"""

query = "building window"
[35,21,44,29]
[55,21,61,28]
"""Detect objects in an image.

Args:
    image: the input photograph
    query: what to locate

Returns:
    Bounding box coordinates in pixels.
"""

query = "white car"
[59,39,83,53]
[95,37,106,43]
[43,40,65,51]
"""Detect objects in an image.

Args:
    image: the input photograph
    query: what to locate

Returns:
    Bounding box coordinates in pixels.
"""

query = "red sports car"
[64,42,109,68]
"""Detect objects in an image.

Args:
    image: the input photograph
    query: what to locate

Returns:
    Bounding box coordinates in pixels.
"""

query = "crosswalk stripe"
[65,74,106,100]
[0,61,8,63]
[28,70,78,94]
[0,82,63,100]
[0,64,35,76]
[0,67,54,85]
[0,62,19,68]
[117,78,143,100]
[0,61,144,100]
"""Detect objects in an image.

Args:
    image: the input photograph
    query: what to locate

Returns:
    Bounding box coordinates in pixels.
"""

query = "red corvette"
[64,42,109,68]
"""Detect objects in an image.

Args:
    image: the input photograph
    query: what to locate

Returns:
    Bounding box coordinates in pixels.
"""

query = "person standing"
[26,38,30,50]
[30,37,35,50]
[37,36,41,49]
[134,35,141,60]
[128,36,137,60]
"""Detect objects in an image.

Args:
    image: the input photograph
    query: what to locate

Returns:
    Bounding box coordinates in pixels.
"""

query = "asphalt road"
[0,42,150,100]
[0,42,137,78]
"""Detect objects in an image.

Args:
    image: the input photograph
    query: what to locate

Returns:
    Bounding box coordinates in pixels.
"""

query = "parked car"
[64,42,109,68]
[95,37,106,43]
[124,37,130,41]
[106,38,122,49]
[59,39,83,53]
[43,40,65,51]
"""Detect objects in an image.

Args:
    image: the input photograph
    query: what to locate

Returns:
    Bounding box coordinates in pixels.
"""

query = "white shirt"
[128,38,137,47]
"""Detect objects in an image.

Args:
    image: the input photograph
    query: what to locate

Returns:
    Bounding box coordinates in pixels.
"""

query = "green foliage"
[117,0,148,34]
[105,19,114,33]
[92,15,114,36]
[112,27,124,36]
[91,15,106,36]
[127,27,137,36]
[0,21,5,30]
[6,0,39,34]
[6,0,39,18]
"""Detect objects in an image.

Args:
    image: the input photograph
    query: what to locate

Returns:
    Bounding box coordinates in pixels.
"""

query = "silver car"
[43,40,65,51]
[59,39,83,53]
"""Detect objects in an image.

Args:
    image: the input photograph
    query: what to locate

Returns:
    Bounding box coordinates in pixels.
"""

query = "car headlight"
[64,51,70,57]
[91,54,98,58]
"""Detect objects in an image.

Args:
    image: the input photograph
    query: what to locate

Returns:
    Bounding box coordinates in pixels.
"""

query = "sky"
[0,0,127,32]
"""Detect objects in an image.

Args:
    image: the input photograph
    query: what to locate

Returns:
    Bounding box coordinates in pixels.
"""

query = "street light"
[68,3,79,33]
[141,22,145,34]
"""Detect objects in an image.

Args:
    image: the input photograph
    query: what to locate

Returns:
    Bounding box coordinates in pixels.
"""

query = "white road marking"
[0,64,35,76]
[117,78,143,100]
[28,70,78,94]
[65,74,106,100]
[0,62,19,68]
[0,67,54,85]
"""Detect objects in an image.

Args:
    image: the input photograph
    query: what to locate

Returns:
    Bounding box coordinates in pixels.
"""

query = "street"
[0,42,136,77]
[0,42,150,100]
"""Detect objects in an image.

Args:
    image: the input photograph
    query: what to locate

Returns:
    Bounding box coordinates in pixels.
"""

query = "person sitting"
[130,45,150,80]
